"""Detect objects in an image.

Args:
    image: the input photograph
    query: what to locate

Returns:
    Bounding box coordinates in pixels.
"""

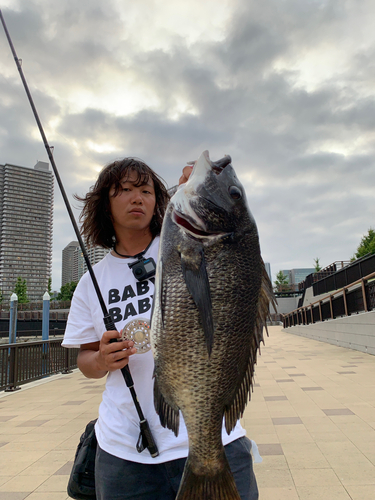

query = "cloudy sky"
[1,0,374,291]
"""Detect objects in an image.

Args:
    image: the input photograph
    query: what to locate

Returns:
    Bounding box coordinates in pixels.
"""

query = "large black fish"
[151,151,274,499]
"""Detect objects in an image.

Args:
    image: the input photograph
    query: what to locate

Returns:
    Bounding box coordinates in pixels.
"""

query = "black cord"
[113,238,154,259]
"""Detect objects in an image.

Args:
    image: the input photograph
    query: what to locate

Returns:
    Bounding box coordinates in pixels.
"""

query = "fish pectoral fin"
[180,247,214,356]
[153,376,180,437]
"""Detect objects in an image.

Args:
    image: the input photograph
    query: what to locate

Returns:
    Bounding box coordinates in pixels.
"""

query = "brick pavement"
[0,325,374,499]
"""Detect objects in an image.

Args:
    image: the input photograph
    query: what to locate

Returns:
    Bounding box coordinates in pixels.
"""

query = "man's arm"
[77,330,137,379]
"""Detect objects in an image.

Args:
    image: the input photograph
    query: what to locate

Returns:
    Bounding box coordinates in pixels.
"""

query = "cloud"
[0,0,374,290]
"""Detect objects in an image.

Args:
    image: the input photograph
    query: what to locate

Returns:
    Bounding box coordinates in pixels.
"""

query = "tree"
[355,228,375,259]
[314,258,322,272]
[48,277,52,295]
[57,281,78,301]
[274,270,289,292]
[13,277,29,303]
[0,289,3,304]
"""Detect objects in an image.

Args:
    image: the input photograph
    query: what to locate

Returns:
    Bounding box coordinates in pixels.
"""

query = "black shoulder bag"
[67,419,97,500]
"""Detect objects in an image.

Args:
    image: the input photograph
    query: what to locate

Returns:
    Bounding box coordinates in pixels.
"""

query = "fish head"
[171,150,256,240]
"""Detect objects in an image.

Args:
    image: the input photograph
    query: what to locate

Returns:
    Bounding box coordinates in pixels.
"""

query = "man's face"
[109,171,156,235]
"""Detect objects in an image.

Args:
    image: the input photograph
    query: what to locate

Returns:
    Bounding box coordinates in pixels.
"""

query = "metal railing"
[0,339,79,391]
[312,254,375,296]
[0,308,71,320]
[0,300,72,312]
[0,319,67,339]
[298,260,351,292]
[283,271,375,328]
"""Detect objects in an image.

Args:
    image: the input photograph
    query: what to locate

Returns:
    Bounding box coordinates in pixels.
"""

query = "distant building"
[0,162,53,301]
[264,262,271,282]
[281,268,315,291]
[82,246,110,275]
[63,242,110,284]
[290,268,315,286]
[61,241,80,286]
[73,245,84,283]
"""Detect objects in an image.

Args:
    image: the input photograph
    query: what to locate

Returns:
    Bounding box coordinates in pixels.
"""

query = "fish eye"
[228,186,242,200]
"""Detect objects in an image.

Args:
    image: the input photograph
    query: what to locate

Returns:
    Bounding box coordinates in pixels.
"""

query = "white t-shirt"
[63,237,245,464]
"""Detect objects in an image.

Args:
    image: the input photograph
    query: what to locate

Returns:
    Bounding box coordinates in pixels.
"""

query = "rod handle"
[137,419,159,457]
[104,314,134,388]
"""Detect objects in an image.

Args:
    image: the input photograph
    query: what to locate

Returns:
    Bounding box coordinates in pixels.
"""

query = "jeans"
[95,436,259,500]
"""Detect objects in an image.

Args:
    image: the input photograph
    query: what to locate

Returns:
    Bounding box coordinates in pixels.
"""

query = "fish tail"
[176,456,241,500]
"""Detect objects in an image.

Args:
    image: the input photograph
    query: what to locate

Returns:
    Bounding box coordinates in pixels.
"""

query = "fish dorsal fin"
[180,245,214,356]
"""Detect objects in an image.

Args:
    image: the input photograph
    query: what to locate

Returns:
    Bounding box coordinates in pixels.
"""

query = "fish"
[151,150,274,500]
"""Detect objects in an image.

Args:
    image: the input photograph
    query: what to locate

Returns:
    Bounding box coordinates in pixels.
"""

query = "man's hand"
[77,331,137,378]
[179,165,194,185]
[97,330,137,372]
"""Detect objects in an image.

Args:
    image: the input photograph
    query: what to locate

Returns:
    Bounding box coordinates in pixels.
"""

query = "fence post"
[42,292,50,341]
[9,293,18,344]
[361,280,368,312]
[42,292,50,374]
[329,296,334,319]
[5,344,21,392]
[61,347,73,374]
[343,288,348,317]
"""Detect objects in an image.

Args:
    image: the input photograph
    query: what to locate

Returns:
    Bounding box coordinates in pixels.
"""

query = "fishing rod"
[0,9,158,458]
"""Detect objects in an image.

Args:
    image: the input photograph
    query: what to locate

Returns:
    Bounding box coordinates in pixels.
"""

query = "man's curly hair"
[76,158,170,249]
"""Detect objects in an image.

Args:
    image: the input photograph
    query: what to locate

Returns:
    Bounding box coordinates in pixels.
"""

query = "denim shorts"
[95,436,259,500]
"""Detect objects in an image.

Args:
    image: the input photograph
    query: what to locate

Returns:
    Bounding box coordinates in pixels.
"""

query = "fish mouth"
[211,156,231,175]
[187,151,231,179]
[173,211,222,238]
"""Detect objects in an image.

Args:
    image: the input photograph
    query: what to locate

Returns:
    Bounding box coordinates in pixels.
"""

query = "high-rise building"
[82,246,110,275]
[264,262,271,282]
[62,241,110,284]
[280,268,315,291]
[72,245,84,283]
[0,161,53,302]
[289,268,315,285]
[61,241,79,286]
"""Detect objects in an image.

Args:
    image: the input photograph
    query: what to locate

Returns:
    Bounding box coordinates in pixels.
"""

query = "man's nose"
[131,190,143,203]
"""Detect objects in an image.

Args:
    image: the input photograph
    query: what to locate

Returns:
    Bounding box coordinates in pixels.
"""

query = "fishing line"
[0,9,158,458]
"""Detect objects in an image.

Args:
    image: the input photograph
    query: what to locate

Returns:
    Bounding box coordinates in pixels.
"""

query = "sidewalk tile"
[0,326,374,499]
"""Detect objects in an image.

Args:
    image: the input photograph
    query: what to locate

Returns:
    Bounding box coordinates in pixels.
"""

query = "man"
[63,157,258,500]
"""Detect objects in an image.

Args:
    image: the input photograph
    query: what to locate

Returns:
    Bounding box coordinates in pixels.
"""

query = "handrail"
[283,270,375,328]
[298,255,375,293]
[297,261,350,292]
[0,339,79,391]
[319,260,351,273]
[290,270,375,313]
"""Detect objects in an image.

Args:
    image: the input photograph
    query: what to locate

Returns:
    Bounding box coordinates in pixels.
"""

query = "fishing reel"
[121,318,151,354]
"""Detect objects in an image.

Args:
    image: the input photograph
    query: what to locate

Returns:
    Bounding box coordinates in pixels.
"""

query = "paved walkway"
[0,325,374,499]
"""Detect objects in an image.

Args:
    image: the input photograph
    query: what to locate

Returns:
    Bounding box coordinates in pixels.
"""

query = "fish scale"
[151,150,274,500]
